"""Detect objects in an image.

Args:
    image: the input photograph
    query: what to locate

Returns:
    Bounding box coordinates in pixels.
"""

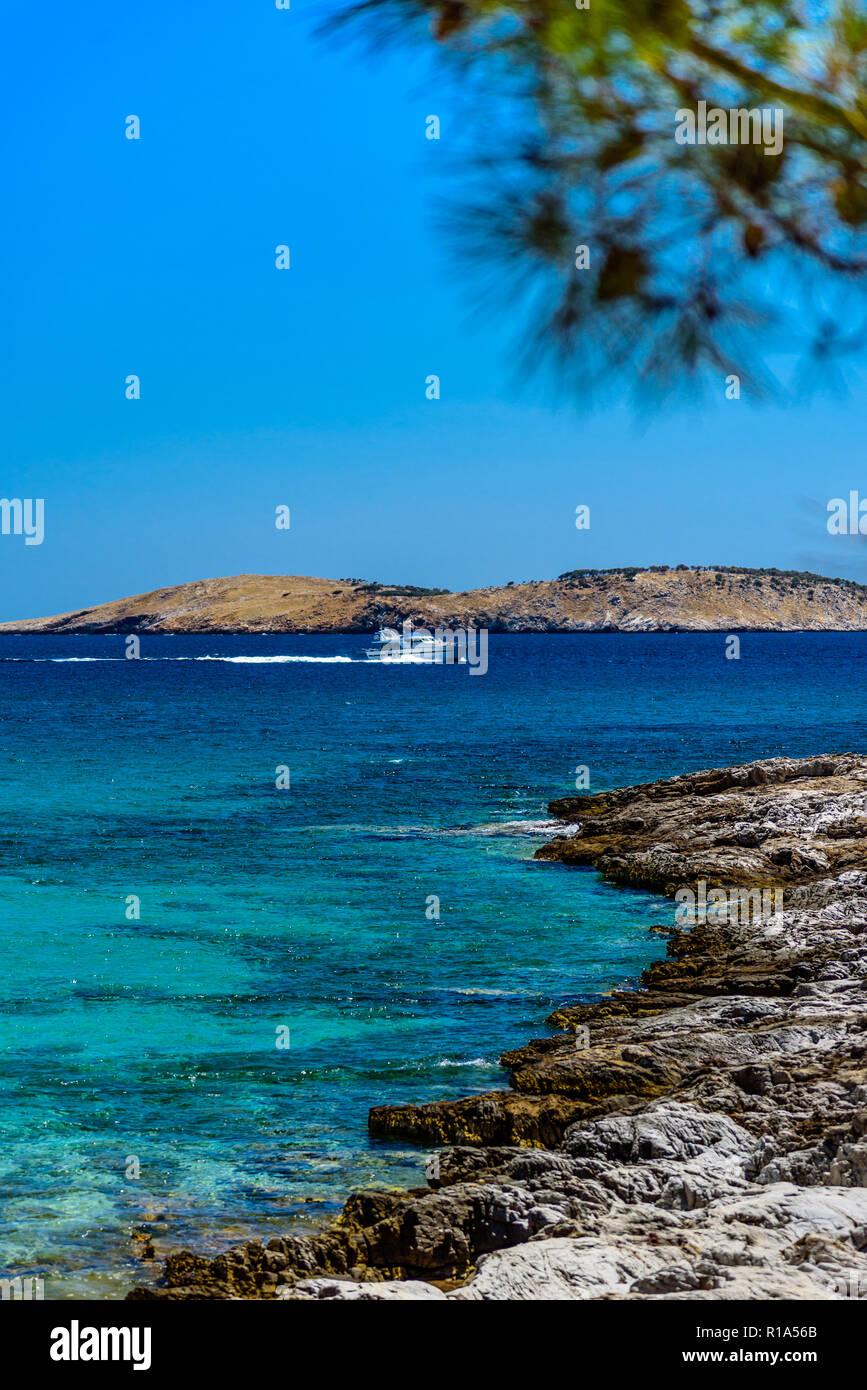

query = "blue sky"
[1,0,865,621]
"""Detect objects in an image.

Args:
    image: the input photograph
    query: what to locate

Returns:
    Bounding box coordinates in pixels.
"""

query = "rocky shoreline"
[128,754,867,1300]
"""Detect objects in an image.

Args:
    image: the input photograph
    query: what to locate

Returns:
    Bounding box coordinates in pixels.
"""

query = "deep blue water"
[1,631,865,1297]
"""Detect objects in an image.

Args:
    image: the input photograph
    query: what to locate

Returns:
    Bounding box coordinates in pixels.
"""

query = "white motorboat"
[365,626,466,663]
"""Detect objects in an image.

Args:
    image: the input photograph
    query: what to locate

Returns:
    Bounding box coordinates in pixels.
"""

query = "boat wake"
[0,655,358,664]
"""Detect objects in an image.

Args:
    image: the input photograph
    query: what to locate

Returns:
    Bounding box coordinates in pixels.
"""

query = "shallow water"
[1,631,865,1297]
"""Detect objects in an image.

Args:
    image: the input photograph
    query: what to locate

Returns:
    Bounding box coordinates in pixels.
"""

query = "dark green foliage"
[353,582,453,596]
[556,566,867,591]
[327,0,867,402]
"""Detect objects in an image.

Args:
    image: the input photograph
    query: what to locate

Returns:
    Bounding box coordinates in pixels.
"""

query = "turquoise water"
[1,631,865,1298]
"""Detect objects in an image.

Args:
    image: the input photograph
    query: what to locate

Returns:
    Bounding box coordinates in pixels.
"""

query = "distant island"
[3,567,867,635]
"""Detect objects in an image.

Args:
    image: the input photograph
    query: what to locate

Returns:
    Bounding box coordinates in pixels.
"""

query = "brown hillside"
[3,568,866,634]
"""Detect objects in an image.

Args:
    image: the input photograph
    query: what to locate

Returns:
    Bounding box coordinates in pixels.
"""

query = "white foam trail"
[435,1057,494,1068]
[184,655,354,664]
[318,819,577,840]
[442,987,539,997]
[9,655,357,664]
[466,818,581,837]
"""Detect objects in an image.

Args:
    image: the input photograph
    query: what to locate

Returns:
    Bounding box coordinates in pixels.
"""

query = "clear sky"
[2,0,865,621]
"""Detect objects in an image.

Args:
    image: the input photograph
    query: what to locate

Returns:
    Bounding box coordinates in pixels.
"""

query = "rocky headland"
[128,754,867,1300]
[6,568,867,634]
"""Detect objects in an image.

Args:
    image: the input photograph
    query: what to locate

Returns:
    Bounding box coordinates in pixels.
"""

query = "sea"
[1,631,865,1297]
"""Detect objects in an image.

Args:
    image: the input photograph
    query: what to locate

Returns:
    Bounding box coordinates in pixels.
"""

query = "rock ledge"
[128,755,867,1301]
